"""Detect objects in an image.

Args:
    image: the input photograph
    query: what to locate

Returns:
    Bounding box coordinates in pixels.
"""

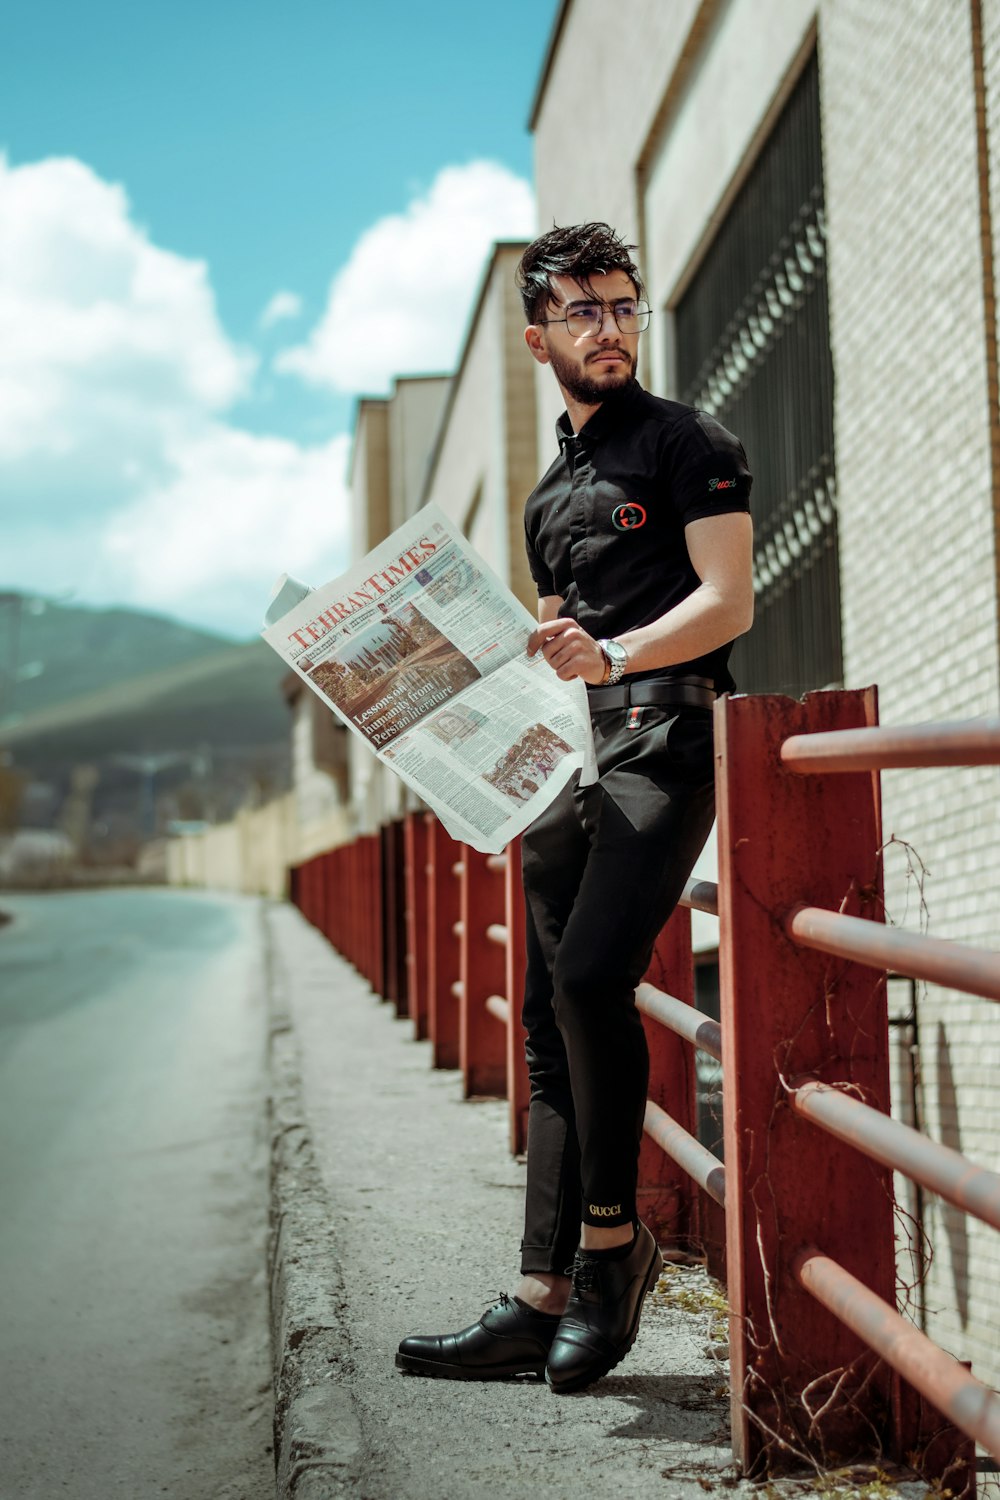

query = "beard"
[547,344,636,404]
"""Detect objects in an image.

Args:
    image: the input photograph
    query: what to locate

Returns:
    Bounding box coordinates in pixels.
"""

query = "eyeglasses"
[537,298,651,338]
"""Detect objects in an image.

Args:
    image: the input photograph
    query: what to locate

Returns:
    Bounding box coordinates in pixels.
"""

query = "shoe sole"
[395,1352,547,1381]
[544,1243,664,1394]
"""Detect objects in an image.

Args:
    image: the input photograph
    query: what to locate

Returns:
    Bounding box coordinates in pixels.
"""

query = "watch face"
[607,640,627,666]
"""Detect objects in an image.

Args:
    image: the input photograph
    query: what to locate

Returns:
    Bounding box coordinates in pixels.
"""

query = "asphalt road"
[0,888,274,1500]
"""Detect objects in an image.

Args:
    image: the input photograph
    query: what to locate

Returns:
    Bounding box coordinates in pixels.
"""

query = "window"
[674,52,842,696]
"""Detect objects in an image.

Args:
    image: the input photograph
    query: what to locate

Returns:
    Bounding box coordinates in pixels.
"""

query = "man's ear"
[524,324,551,367]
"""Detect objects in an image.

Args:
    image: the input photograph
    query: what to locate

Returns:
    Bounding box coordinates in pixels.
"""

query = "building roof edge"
[417,240,530,510]
[528,0,573,133]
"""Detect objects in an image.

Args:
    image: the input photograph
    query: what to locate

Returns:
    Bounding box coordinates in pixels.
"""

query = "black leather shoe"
[396,1293,559,1380]
[545,1222,663,1393]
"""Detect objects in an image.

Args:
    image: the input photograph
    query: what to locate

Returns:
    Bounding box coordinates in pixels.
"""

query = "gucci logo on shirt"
[611,502,647,531]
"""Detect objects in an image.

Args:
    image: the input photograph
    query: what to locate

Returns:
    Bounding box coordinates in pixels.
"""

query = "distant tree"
[0,762,24,833]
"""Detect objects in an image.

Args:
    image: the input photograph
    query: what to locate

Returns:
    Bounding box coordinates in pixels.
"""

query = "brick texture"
[821,0,1000,1388]
[532,0,1000,1391]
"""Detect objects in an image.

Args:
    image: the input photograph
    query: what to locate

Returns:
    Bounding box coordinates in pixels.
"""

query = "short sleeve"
[668,410,753,526]
[524,514,557,597]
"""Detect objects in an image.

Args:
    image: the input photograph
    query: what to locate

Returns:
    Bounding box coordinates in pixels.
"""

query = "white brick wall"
[532,0,697,240]
[821,0,1000,1384]
[421,245,537,608]
[532,0,1000,1391]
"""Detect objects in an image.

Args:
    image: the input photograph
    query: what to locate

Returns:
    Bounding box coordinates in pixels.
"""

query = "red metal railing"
[289,697,1000,1494]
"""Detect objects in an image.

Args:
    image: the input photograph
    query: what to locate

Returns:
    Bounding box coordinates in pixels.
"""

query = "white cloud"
[260,289,303,329]
[0,155,350,635]
[277,160,535,394]
[102,426,352,624]
[102,426,351,631]
[0,154,254,465]
[0,153,536,635]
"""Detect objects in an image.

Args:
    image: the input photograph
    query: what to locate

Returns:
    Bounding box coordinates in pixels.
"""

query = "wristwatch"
[598,638,628,686]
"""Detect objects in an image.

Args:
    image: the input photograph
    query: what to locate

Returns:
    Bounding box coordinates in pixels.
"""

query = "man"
[397,223,753,1392]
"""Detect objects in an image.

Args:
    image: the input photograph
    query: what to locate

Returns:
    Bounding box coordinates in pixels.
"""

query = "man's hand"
[526,617,607,684]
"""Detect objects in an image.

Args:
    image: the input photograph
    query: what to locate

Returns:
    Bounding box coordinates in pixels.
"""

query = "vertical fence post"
[716,687,895,1474]
[355,838,367,979]
[637,906,699,1249]
[459,847,507,1097]
[326,849,338,943]
[369,833,384,996]
[380,823,396,1007]
[359,836,370,984]
[380,821,407,1013]
[426,817,462,1069]
[299,857,313,926]
[317,851,333,943]
[387,819,408,1015]
[333,844,346,953]
[307,856,321,928]
[404,812,430,1039]
[346,841,359,970]
[504,838,530,1155]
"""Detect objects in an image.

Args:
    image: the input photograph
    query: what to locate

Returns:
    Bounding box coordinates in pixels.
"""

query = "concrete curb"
[264,907,366,1499]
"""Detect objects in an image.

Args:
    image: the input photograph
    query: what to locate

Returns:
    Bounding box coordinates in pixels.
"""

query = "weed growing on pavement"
[757,1465,952,1498]
[651,1260,730,1354]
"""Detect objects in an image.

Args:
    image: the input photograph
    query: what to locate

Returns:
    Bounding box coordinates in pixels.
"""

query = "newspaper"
[261,502,597,855]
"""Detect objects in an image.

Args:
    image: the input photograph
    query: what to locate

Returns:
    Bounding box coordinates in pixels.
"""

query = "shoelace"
[566,1253,600,1296]
[483,1290,513,1312]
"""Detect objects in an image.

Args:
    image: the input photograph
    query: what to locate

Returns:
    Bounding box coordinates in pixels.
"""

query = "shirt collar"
[555,379,643,451]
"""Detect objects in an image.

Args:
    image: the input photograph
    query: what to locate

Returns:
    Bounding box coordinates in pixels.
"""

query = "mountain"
[0,594,237,724]
[0,598,293,844]
[1,637,289,768]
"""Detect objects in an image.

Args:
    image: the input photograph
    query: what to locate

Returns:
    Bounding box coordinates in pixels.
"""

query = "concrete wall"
[532,0,698,242]
[530,0,702,468]
[290,691,346,832]
[388,377,450,534]
[348,376,454,833]
[421,244,537,611]
[533,0,1000,1386]
[165,792,351,899]
[350,400,390,557]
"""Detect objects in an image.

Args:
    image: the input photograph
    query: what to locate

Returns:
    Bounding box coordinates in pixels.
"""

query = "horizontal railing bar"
[486,923,508,947]
[485,994,509,1024]
[781,718,1000,773]
[787,905,1000,1003]
[643,1100,726,1206]
[794,1248,1000,1460]
[790,1079,1000,1232]
[635,982,722,1061]
[486,854,507,874]
[453,920,464,939]
[679,877,719,916]
[451,980,463,1000]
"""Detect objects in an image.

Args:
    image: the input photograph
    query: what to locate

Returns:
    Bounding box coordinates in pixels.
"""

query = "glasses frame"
[536,298,651,338]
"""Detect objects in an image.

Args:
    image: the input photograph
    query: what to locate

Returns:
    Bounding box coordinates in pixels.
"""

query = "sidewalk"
[263,900,926,1500]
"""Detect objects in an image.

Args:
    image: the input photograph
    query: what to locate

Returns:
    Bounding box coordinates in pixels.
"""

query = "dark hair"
[515,222,645,323]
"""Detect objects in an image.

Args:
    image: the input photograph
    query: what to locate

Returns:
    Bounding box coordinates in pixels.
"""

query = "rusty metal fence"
[289,688,1000,1494]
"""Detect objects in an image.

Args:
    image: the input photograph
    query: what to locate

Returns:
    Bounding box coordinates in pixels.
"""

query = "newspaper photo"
[261,502,597,854]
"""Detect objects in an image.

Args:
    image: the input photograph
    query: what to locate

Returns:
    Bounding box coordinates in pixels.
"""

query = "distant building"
[282,671,350,857]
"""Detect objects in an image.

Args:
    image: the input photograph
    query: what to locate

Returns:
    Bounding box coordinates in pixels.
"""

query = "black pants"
[518,703,716,1275]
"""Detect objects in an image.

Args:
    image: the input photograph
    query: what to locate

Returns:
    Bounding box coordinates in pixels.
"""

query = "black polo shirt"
[523,380,752,693]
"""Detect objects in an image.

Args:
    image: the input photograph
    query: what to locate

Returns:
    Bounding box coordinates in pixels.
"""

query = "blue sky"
[0,0,557,636]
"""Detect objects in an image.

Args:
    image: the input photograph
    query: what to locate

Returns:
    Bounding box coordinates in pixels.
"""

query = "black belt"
[587,675,716,711]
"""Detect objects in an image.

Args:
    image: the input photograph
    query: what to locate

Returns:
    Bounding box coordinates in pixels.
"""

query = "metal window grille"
[674,51,842,696]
